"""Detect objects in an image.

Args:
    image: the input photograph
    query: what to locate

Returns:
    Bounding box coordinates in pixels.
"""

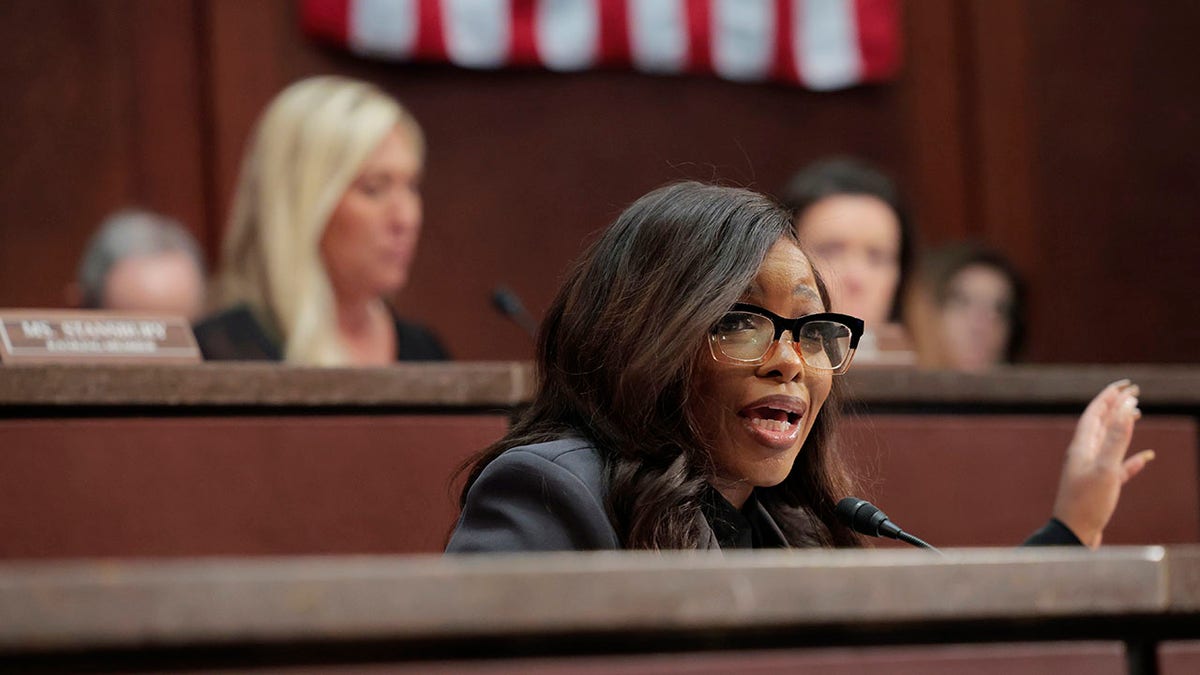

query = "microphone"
[835,497,940,552]
[491,285,538,338]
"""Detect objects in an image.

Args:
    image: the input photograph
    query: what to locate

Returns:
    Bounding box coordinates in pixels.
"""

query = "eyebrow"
[741,281,824,307]
[793,284,822,302]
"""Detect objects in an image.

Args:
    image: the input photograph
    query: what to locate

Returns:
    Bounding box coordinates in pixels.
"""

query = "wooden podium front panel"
[0,415,507,558]
[3,643,1127,673]
[843,415,1200,547]
[0,407,1194,558]
[328,643,1125,675]
[1161,641,1200,675]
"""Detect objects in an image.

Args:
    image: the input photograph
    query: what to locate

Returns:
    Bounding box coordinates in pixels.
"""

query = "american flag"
[302,0,901,90]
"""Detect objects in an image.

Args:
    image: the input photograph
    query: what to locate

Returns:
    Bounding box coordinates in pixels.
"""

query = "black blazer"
[193,304,448,362]
[445,438,1081,553]
[447,438,791,552]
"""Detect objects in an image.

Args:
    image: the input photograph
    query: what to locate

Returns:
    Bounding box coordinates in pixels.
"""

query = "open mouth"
[739,406,802,432]
[735,396,808,449]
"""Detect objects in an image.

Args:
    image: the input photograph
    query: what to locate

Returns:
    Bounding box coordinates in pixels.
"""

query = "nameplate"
[0,310,200,364]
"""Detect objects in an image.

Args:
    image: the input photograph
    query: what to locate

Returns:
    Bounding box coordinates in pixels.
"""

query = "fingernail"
[1144,450,1156,462]
[1111,378,1132,388]
[1128,384,1141,397]
[1123,397,1138,410]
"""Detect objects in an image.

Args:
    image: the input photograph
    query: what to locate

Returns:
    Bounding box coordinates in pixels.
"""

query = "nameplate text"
[0,310,201,364]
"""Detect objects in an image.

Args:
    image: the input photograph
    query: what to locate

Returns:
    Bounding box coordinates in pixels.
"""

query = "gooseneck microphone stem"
[896,531,938,551]
[836,497,942,554]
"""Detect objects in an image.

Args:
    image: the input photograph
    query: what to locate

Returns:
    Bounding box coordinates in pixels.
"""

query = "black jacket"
[193,304,448,362]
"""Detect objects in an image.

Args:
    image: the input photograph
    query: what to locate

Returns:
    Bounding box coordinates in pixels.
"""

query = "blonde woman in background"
[195,76,447,364]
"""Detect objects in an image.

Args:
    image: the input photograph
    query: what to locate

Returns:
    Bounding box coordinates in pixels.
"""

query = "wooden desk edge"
[0,363,1197,408]
[0,546,1187,654]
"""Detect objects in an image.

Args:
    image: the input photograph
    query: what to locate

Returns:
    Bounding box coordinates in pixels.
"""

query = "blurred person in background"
[71,208,206,320]
[904,242,1026,373]
[781,157,914,361]
[194,75,446,364]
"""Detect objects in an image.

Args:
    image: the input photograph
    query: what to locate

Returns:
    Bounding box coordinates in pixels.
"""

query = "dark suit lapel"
[751,499,791,548]
[696,499,790,550]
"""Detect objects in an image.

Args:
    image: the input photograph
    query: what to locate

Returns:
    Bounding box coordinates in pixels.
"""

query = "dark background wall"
[0,0,1195,363]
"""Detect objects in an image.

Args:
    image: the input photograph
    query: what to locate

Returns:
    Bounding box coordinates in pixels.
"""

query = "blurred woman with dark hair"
[781,157,915,360]
[905,242,1027,372]
[447,182,1151,553]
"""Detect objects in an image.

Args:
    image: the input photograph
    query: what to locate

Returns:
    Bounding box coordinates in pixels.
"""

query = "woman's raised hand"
[1052,380,1155,548]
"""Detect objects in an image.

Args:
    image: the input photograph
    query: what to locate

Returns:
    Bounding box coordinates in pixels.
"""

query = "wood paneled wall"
[0,1,208,305]
[1,0,1195,362]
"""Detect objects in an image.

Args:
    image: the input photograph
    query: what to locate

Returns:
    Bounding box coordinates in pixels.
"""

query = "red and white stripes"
[302,0,900,90]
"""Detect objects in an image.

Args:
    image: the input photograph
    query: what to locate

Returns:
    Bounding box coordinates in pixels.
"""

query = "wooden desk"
[0,364,1196,557]
[3,362,1197,412]
[1,547,1198,672]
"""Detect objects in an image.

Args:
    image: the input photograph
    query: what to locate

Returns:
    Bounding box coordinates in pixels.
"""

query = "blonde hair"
[215,75,424,365]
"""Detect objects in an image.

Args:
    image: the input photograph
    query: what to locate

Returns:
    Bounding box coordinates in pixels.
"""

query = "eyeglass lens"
[712,312,852,369]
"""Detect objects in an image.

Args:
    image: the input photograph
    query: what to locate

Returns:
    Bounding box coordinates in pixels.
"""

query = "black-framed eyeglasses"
[707,303,865,374]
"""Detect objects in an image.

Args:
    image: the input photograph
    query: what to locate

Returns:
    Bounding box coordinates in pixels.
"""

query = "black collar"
[700,485,788,549]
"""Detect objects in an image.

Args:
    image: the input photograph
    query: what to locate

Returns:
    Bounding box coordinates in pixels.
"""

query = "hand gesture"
[1052,380,1155,548]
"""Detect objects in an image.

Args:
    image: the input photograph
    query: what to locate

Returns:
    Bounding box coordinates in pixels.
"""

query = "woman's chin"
[726,443,801,490]
[367,274,409,299]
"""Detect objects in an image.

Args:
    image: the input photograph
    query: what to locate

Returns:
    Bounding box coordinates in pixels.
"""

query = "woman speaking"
[447,182,1150,552]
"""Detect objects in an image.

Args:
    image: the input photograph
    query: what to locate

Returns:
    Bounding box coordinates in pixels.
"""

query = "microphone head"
[835,497,892,538]
[491,285,538,338]
[835,497,866,526]
[491,286,525,317]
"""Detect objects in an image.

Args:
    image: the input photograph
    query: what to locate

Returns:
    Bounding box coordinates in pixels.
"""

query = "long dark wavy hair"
[460,182,864,549]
